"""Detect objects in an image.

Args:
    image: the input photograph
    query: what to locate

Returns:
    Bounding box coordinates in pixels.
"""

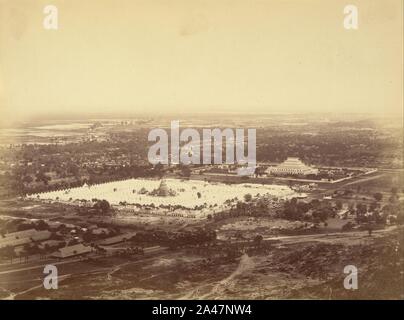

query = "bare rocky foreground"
[1,227,402,300]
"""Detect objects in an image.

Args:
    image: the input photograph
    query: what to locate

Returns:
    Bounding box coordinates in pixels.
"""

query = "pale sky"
[0,0,402,122]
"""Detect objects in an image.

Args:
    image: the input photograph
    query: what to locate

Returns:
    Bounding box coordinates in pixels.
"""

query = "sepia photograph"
[0,0,403,308]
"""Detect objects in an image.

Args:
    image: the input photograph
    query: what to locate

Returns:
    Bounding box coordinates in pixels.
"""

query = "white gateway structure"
[267,157,318,176]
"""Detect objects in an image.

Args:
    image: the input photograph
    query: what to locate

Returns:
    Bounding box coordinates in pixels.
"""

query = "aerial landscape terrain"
[0,114,402,299]
[0,0,402,302]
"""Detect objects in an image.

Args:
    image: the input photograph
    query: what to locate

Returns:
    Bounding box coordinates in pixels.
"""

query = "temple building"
[157,179,170,196]
[266,157,318,176]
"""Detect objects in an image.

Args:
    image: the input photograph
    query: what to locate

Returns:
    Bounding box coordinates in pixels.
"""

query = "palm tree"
[253,235,263,248]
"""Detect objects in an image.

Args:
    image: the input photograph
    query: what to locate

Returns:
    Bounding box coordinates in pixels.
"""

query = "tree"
[21,243,39,262]
[253,235,263,248]
[389,194,399,203]
[234,231,244,239]
[22,175,33,184]
[2,246,15,264]
[83,231,96,242]
[356,203,367,215]
[180,165,191,178]
[369,202,379,213]
[373,193,383,202]
[397,203,404,225]
[355,203,367,223]
[312,209,329,222]
[335,200,343,210]
[154,163,164,178]
[35,220,49,231]
[93,199,110,214]
[67,163,79,176]
[35,172,50,185]
[244,193,252,202]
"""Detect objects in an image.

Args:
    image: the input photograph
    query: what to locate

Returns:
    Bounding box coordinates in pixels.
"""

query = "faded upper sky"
[0,0,402,122]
